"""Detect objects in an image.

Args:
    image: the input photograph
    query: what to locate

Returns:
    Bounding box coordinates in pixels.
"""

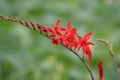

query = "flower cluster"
[40,19,94,67]
[0,16,94,67]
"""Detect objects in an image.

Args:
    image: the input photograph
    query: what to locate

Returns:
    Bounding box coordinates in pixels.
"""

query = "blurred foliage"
[0,0,120,80]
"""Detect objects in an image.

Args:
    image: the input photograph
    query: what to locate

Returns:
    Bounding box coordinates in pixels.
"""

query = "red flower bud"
[98,61,103,80]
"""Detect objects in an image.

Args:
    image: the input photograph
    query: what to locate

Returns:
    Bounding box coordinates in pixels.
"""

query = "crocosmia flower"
[61,21,77,48]
[77,32,94,67]
[48,19,65,45]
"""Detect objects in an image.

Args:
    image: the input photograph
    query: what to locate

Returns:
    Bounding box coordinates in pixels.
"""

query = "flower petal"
[83,32,92,41]
[86,46,92,59]
[55,19,60,28]
[78,35,82,41]
[87,42,94,45]
[66,21,71,31]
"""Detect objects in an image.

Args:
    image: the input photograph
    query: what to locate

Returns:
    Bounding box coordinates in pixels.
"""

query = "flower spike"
[0,16,95,80]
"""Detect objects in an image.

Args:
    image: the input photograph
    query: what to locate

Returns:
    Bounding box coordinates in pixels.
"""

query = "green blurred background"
[0,0,120,80]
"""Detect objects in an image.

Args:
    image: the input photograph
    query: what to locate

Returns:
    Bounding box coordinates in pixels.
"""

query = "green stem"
[67,47,94,80]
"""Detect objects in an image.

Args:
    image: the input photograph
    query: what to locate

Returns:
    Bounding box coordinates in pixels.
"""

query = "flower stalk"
[0,16,94,80]
[96,38,120,80]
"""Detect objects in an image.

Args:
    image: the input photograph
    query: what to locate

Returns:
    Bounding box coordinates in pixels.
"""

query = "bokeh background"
[0,0,120,80]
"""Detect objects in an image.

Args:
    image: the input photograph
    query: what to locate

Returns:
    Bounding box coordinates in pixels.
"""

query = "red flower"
[48,19,65,45]
[98,61,103,80]
[77,32,94,67]
[52,36,59,45]
[61,21,77,48]
[53,19,65,36]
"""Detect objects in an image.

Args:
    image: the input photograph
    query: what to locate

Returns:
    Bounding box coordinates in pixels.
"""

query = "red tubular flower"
[62,28,77,48]
[77,32,94,67]
[61,21,77,48]
[53,19,66,36]
[47,19,65,45]
[52,36,59,45]
[98,61,103,80]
